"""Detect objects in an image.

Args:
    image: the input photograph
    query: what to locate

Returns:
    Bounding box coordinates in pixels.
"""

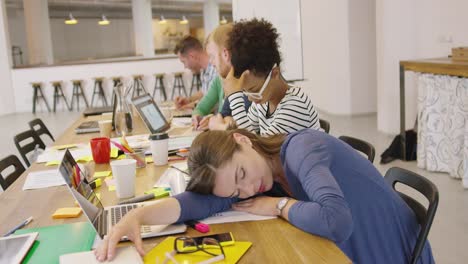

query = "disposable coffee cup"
[149,133,169,166]
[98,120,112,138]
[110,159,136,199]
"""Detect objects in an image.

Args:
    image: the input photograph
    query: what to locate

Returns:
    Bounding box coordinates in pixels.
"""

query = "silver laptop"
[58,150,186,240]
[75,94,117,134]
[131,94,192,136]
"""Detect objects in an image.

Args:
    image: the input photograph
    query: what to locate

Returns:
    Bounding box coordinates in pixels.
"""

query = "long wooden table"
[399,57,468,159]
[0,114,351,263]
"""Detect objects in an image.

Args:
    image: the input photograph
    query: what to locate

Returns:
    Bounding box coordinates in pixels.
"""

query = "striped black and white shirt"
[228,86,320,136]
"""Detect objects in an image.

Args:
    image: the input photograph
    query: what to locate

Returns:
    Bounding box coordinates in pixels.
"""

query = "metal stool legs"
[32,83,51,113]
[91,78,108,107]
[189,73,202,96]
[153,74,167,101]
[171,73,188,99]
[52,82,71,112]
[70,80,89,111]
[132,75,147,98]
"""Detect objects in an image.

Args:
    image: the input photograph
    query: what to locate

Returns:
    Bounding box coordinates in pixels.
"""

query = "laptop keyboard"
[110,205,139,226]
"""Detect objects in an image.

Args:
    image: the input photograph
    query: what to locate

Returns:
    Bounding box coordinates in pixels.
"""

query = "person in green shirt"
[192,23,234,130]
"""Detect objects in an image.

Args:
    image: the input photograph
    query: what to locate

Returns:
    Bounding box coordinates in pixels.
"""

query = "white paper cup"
[110,159,136,199]
[149,133,169,166]
[98,120,112,138]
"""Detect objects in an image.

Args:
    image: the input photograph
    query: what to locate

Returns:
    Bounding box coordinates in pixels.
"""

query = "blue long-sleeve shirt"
[174,129,435,263]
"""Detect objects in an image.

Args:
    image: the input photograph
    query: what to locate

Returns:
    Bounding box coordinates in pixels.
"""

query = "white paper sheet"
[200,210,276,224]
[36,145,92,163]
[22,170,66,190]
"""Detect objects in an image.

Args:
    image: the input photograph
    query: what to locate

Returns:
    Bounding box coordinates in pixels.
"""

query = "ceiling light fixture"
[220,16,228,24]
[159,15,167,24]
[65,13,78,25]
[98,14,110,25]
[180,15,188,25]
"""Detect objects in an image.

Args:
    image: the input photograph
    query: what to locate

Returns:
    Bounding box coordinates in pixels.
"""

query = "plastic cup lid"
[149,133,169,140]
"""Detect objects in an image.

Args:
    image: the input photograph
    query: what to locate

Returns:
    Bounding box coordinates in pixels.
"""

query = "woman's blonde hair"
[187,129,285,194]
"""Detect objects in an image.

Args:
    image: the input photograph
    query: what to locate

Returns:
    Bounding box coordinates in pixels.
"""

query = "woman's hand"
[232,196,282,216]
[94,211,145,262]
[222,68,249,97]
[208,114,229,131]
[175,96,190,109]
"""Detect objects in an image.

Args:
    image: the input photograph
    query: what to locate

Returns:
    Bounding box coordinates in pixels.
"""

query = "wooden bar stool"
[132,75,147,98]
[31,82,51,113]
[111,76,122,100]
[171,72,188,99]
[51,81,71,112]
[152,73,167,101]
[91,77,108,107]
[70,80,89,111]
[190,73,202,95]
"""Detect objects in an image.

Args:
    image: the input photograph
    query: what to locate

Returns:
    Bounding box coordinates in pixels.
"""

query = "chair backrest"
[0,155,25,190]
[384,167,439,264]
[339,135,376,163]
[319,119,330,134]
[14,129,46,167]
[29,118,55,142]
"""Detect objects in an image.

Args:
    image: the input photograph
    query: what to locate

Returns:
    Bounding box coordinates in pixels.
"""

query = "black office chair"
[14,129,46,167]
[384,167,439,264]
[29,118,55,142]
[339,135,376,163]
[319,119,330,134]
[0,155,25,190]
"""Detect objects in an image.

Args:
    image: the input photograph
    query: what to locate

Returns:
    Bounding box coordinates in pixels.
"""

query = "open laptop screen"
[132,94,170,134]
[59,150,104,237]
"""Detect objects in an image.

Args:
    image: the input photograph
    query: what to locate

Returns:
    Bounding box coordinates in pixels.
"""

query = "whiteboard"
[232,0,304,81]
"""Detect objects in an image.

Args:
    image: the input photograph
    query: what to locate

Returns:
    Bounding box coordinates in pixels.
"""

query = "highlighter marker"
[185,220,210,233]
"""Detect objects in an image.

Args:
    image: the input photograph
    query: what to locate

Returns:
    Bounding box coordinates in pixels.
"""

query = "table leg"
[399,64,406,160]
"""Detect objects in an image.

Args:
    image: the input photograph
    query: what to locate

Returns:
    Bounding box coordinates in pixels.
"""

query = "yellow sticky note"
[94,171,112,178]
[108,185,116,191]
[76,155,93,163]
[117,154,126,160]
[145,157,153,163]
[46,160,61,166]
[53,144,77,150]
[110,148,119,158]
[52,207,82,219]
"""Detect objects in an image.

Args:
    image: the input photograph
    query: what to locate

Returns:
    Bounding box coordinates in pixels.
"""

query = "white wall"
[298,0,352,115]
[0,0,15,115]
[349,0,377,114]
[376,0,468,134]
[233,0,304,81]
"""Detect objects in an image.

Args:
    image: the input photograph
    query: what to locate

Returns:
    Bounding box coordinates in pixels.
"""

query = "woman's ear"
[232,132,252,146]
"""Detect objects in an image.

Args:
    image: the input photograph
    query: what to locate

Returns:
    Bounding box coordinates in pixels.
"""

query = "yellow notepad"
[94,171,112,178]
[143,236,252,264]
[53,144,77,150]
[52,207,82,219]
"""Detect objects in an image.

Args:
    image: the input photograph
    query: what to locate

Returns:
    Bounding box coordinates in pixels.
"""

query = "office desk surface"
[400,57,468,77]
[0,115,351,264]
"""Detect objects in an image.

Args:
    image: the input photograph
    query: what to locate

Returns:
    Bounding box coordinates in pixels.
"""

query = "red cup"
[90,137,111,164]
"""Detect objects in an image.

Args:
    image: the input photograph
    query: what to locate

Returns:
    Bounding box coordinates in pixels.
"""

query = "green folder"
[14,222,96,264]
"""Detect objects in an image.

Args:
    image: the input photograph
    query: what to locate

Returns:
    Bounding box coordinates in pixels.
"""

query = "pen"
[4,216,33,236]
[169,165,190,176]
[185,220,210,233]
